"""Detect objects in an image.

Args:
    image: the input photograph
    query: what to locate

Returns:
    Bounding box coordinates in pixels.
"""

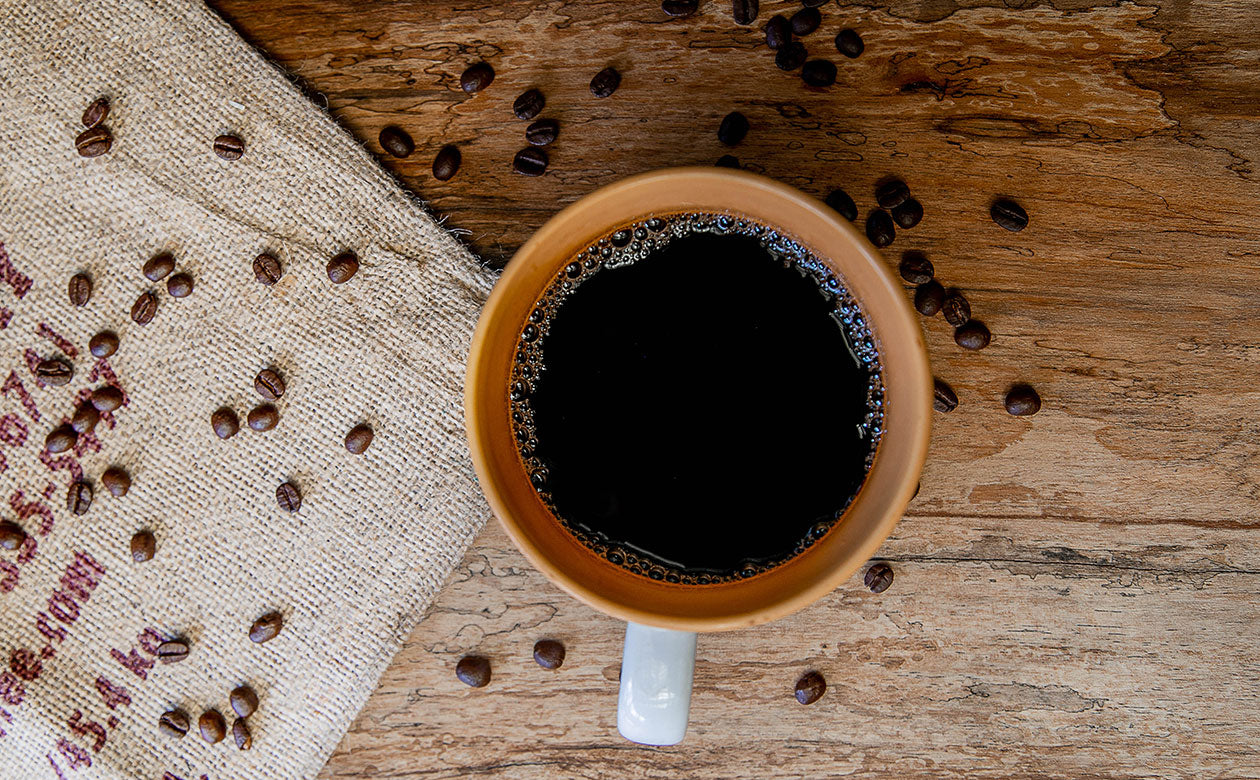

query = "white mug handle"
[616,622,698,745]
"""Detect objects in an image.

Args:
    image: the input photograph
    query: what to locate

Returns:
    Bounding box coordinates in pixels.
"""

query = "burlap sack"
[0,1,496,777]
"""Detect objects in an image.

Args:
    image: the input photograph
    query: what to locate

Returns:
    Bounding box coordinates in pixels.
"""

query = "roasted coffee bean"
[232,718,252,750]
[213,134,245,160]
[230,685,259,718]
[718,111,749,146]
[933,378,958,413]
[876,179,910,209]
[774,41,807,71]
[75,126,112,157]
[1005,384,1041,416]
[91,385,124,412]
[130,291,157,325]
[732,0,758,25]
[254,368,286,400]
[432,144,461,181]
[253,253,282,285]
[661,0,698,17]
[525,118,559,146]
[533,639,566,670]
[67,481,92,515]
[345,424,374,454]
[327,251,360,284]
[513,147,549,176]
[378,125,414,158]
[211,407,240,440]
[166,273,193,298]
[199,710,227,744]
[143,252,175,281]
[460,62,495,93]
[82,97,110,128]
[891,197,923,228]
[790,7,820,35]
[941,291,971,327]
[249,611,284,643]
[157,639,190,664]
[835,28,864,58]
[68,273,92,307]
[824,188,857,221]
[0,521,26,551]
[130,531,155,562]
[794,671,826,705]
[35,358,73,386]
[801,59,837,87]
[513,89,545,121]
[954,320,991,350]
[158,710,190,739]
[248,404,279,432]
[45,425,77,454]
[102,467,130,497]
[455,655,491,687]
[715,154,740,168]
[898,252,934,284]
[801,0,828,6]
[275,482,301,513]
[89,330,119,358]
[991,199,1028,232]
[914,280,944,316]
[764,15,790,49]
[589,67,621,99]
[865,209,895,248]
[71,402,99,435]
[864,562,894,593]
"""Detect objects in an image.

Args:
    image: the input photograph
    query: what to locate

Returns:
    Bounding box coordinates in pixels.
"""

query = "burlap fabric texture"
[0,0,496,778]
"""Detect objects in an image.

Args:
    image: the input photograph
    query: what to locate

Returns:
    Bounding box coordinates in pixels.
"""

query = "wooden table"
[208,1,1260,776]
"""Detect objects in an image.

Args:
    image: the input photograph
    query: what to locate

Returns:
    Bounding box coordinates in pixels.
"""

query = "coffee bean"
[75,126,112,157]
[764,15,791,49]
[432,145,461,181]
[589,67,621,99]
[158,710,190,739]
[891,197,923,229]
[44,425,77,454]
[835,28,864,58]
[345,424,374,454]
[954,320,991,350]
[794,671,826,705]
[275,482,301,512]
[898,252,934,284]
[157,639,189,664]
[718,111,749,146]
[130,531,155,562]
[166,273,193,298]
[533,639,566,669]
[0,521,26,551]
[525,118,559,146]
[232,718,252,750]
[941,291,971,327]
[455,655,491,687]
[876,179,910,209]
[71,402,99,435]
[1005,384,1041,416]
[790,7,820,35]
[865,209,895,248]
[89,330,119,358]
[230,685,259,718]
[378,125,414,158]
[460,62,495,93]
[248,404,279,432]
[715,154,740,168]
[82,97,110,128]
[933,378,958,413]
[91,385,124,412]
[67,482,92,515]
[661,0,698,17]
[253,253,282,285]
[513,147,548,177]
[254,368,286,400]
[101,467,130,497]
[774,41,807,71]
[732,0,758,25]
[130,291,157,325]
[143,252,175,281]
[991,199,1028,232]
[211,407,240,440]
[68,273,91,307]
[801,59,837,87]
[249,611,284,643]
[914,280,944,316]
[327,251,360,284]
[35,359,73,386]
[864,562,894,593]
[824,188,857,221]
[513,89,545,121]
[801,0,828,6]
[213,134,245,161]
[199,710,226,744]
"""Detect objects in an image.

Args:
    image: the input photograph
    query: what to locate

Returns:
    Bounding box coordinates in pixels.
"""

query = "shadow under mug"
[465,167,931,745]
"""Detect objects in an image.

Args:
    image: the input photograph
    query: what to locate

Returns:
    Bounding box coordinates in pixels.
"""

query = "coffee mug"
[465,167,930,745]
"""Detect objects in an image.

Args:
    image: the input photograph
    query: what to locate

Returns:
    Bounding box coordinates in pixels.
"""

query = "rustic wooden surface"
[207,1,1260,777]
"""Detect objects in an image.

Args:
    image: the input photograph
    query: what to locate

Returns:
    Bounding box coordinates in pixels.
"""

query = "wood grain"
[204,0,1260,777]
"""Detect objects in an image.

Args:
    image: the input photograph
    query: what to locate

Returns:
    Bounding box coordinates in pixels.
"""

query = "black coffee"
[511,214,883,584]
